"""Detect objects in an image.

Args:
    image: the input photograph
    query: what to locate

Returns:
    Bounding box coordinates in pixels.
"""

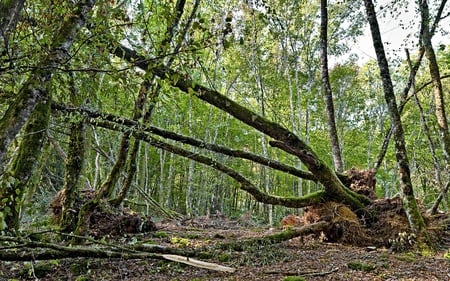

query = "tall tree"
[320,0,343,172]
[363,0,425,232]
[0,0,96,232]
[419,0,450,214]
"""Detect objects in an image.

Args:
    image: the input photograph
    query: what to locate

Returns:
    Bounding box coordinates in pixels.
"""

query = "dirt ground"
[1,220,449,281]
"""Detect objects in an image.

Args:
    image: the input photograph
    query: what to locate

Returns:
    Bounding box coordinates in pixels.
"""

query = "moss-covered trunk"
[60,119,86,232]
[0,0,96,232]
[420,0,450,215]
[0,0,96,166]
[0,100,50,231]
[363,0,425,232]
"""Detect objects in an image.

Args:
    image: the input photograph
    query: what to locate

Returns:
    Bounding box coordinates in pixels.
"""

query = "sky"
[350,0,450,64]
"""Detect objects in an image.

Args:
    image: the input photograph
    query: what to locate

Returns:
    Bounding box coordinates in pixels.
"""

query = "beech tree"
[0,0,96,231]
[320,0,343,172]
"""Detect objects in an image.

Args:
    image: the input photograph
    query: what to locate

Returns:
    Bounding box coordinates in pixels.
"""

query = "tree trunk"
[419,0,450,214]
[363,0,425,232]
[0,0,96,167]
[60,119,86,232]
[320,0,343,172]
[372,0,448,174]
[0,100,50,231]
[0,0,25,52]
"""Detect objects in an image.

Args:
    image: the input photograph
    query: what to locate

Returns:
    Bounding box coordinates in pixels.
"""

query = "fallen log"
[0,235,234,273]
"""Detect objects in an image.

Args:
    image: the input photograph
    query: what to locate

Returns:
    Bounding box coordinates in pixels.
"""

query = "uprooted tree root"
[303,202,373,246]
[274,198,449,251]
[50,189,157,237]
[276,168,449,249]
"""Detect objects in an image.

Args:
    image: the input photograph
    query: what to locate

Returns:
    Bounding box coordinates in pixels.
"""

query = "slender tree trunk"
[320,0,343,172]
[185,97,195,216]
[0,100,50,231]
[158,150,166,205]
[0,0,96,167]
[419,0,450,214]
[92,130,101,189]
[420,0,450,156]
[60,118,86,232]
[165,153,175,208]
[363,0,425,232]
[0,0,25,52]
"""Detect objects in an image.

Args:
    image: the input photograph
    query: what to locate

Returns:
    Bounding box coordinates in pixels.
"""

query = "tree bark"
[363,0,425,232]
[419,0,450,214]
[0,0,25,53]
[0,0,96,168]
[320,0,343,172]
[60,119,86,232]
[0,100,50,231]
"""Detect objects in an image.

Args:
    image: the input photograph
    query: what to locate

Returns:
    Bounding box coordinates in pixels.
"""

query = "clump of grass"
[282,276,306,281]
[396,252,416,262]
[347,261,376,272]
[153,231,169,238]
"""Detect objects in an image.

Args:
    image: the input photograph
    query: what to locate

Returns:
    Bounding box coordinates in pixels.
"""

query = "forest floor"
[1,216,450,281]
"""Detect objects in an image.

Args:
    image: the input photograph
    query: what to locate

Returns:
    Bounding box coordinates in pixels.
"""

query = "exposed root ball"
[49,189,157,237]
[303,202,370,246]
[344,168,377,199]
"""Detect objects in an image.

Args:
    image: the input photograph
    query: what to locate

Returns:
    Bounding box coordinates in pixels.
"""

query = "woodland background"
[0,0,450,238]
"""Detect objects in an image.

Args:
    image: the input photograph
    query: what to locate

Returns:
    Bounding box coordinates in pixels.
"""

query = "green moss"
[197,251,212,259]
[171,236,190,247]
[70,259,90,275]
[282,276,306,281]
[186,233,200,239]
[153,231,169,238]
[218,253,230,262]
[75,276,89,281]
[396,252,416,262]
[347,261,376,272]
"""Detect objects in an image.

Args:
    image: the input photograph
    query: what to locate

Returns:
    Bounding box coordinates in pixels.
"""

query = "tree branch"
[52,102,316,181]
